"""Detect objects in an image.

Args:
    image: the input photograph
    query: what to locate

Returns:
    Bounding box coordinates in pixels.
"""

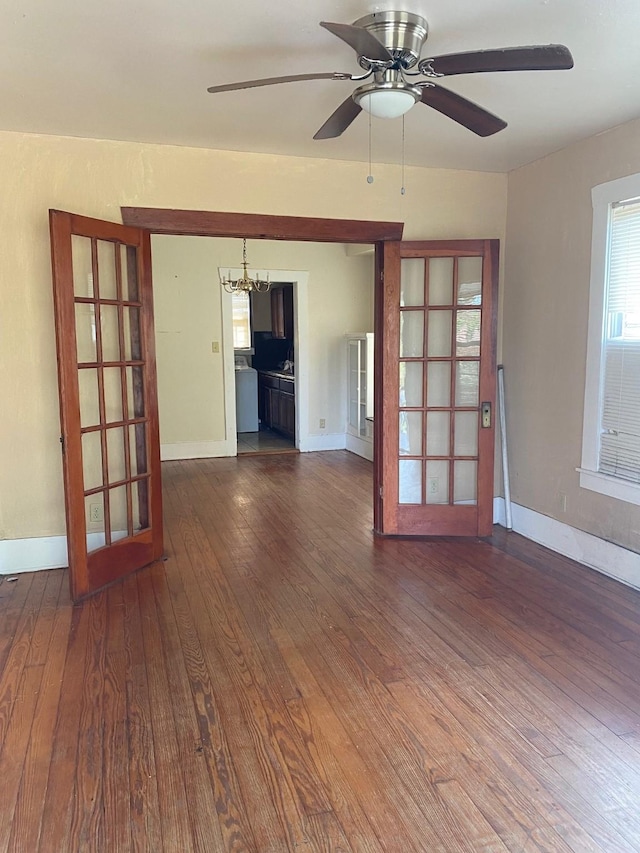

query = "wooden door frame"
[121,207,404,531]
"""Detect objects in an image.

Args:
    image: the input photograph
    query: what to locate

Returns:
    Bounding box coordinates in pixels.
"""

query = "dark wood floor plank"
[165,486,383,851]
[0,572,48,754]
[101,583,132,853]
[136,567,196,853]
[227,544,479,849]
[0,573,35,675]
[7,577,73,853]
[415,660,639,852]
[269,626,414,852]
[121,573,163,853]
[387,677,573,853]
[0,663,45,851]
[67,593,109,851]
[163,483,305,852]
[148,561,229,852]
[37,597,99,851]
[160,539,258,852]
[4,452,640,851]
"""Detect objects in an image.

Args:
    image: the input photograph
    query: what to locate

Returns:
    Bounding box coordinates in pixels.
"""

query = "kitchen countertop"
[259,369,295,381]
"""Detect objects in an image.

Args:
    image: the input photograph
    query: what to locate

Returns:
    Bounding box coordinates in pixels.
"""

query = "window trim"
[579,171,640,506]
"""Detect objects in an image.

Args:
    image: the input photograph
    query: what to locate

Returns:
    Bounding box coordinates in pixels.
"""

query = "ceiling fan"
[207,10,573,139]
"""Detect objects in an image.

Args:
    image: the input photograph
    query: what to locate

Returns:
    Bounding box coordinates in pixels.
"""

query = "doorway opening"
[235,281,297,456]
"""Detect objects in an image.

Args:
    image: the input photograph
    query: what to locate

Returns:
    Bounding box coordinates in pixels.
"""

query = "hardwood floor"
[2,450,640,851]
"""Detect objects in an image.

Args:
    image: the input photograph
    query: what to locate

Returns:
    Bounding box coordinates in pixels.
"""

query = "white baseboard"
[0,530,127,575]
[161,439,234,461]
[493,497,640,592]
[493,496,506,527]
[345,433,374,462]
[4,493,639,590]
[0,535,68,574]
[298,433,346,453]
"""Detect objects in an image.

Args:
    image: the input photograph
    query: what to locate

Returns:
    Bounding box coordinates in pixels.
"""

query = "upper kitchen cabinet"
[271,285,294,340]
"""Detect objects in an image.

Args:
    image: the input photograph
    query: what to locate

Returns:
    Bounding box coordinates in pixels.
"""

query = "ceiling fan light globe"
[357,88,418,119]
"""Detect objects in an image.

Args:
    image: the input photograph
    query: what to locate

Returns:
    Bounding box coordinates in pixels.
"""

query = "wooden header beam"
[121,208,404,243]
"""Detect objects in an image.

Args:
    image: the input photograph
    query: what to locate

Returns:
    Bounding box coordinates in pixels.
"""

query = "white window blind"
[600,199,640,482]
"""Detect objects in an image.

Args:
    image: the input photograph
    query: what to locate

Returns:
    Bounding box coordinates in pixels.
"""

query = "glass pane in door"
[81,430,103,492]
[457,257,483,304]
[428,258,454,305]
[454,412,478,456]
[426,412,450,456]
[400,311,424,357]
[399,411,423,456]
[427,362,451,407]
[399,459,422,504]
[109,485,129,542]
[455,362,479,407]
[400,361,423,407]
[456,310,481,356]
[427,311,452,357]
[401,259,425,306]
[72,236,93,297]
[97,240,118,300]
[78,369,100,428]
[454,461,478,504]
[85,493,106,551]
[425,460,449,505]
[75,303,97,362]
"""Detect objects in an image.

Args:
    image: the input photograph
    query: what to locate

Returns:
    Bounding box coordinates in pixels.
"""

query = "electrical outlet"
[428,477,439,495]
[319,418,326,429]
[559,492,567,513]
[89,502,103,523]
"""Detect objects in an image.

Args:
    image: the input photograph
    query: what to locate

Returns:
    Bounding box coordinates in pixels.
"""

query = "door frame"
[222,267,309,452]
[122,207,404,530]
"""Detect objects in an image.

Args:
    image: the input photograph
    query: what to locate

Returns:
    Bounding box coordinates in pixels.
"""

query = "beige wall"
[152,236,375,445]
[0,128,506,544]
[503,117,640,553]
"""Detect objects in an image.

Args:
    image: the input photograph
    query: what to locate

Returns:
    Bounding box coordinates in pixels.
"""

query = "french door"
[377,240,498,536]
[50,210,163,601]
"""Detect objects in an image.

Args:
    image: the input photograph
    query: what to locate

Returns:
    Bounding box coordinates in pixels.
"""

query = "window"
[580,173,640,505]
[232,291,251,350]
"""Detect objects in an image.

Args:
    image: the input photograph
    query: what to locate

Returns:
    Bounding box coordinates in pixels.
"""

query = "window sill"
[577,467,640,506]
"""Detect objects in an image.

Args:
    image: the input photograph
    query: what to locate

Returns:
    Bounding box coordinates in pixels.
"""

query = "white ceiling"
[2,0,640,173]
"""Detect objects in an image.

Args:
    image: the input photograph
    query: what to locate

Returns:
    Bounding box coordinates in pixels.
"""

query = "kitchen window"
[232,291,252,350]
[580,172,640,505]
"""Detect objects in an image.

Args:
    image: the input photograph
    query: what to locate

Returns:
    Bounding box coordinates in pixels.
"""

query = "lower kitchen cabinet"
[258,372,295,440]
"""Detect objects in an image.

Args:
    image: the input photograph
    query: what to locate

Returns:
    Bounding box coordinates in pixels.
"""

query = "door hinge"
[379,486,383,499]
[59,435,65,454]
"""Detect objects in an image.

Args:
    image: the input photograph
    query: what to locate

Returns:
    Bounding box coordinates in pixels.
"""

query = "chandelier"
[220,238,271,293]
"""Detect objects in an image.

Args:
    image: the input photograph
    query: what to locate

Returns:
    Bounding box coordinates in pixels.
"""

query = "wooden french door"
[376,239,498,536]
[50,210,163,601]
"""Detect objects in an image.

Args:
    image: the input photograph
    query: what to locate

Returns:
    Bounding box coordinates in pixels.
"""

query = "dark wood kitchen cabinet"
[258,372,295,439]
[271,285,294,340]
[278,380,295,437]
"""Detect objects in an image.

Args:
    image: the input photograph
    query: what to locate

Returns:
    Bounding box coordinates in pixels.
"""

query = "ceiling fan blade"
[420,84,507,137]
[314,97,362,140]
[425,44,574,76]
[207,72,353,94]
[320,21,393,62]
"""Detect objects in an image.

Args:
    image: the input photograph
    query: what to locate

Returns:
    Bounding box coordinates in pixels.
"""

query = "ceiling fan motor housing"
[353,11,429,68]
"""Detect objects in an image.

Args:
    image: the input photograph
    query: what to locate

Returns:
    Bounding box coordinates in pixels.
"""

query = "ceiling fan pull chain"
[367,111,374,184]
[401,115,406,196]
